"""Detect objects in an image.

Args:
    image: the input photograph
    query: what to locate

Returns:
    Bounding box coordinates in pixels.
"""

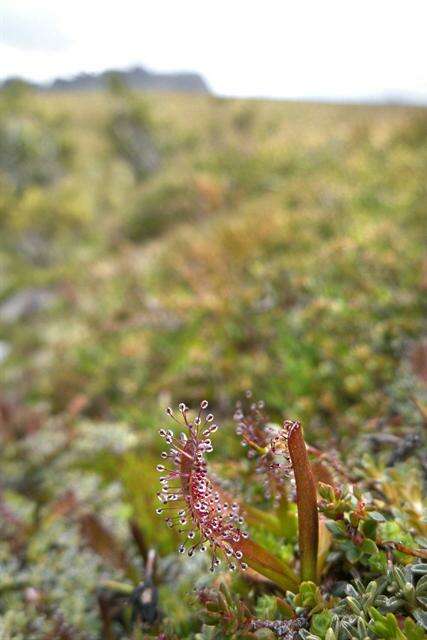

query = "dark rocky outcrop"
[1,66,209,94]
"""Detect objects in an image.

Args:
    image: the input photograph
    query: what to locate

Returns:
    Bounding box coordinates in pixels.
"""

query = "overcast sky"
[1,0,427,102]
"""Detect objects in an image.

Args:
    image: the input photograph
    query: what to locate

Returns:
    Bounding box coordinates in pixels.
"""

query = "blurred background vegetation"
[0,80,426,637]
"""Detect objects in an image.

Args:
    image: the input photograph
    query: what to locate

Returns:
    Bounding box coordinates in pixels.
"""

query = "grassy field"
[0,86,426,638]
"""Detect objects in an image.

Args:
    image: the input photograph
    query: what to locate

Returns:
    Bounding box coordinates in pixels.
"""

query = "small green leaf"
[346,597,362,616]
[411,564,427,574]
[325,521,346,538]
[294,581,323,610]
[360,538,379,555]
[318,483,335,502]
[342,540,361,563]
[368,551,387,573]
[311,610,333,639]
[404,617,426,640]
[413,609,427,631]
[368,511,386,522]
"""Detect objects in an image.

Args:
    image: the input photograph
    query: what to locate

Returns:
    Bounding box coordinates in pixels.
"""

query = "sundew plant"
[154,396,427,639]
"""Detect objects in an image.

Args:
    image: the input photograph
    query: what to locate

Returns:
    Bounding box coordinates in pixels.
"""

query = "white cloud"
[1,0,427,101]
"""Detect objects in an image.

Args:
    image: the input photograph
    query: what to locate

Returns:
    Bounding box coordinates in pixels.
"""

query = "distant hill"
[1,66,210,94]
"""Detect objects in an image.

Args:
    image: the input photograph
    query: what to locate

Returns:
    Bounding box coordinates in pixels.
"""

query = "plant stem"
[288,421,319,583]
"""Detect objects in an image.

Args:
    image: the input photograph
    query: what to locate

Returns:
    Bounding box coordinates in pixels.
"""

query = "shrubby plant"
[0,85,72,192]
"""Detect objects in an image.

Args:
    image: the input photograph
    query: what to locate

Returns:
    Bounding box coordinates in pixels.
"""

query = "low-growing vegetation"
[0,82,426,638]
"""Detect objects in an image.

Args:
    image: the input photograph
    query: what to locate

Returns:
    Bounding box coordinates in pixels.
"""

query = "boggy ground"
[0,85,426,638]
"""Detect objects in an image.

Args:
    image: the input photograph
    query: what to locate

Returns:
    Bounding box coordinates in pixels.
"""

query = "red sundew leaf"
[237,538,299,592]
[159,403,298,590]
[287,421,319,583]
[209,490,299,589]
[234,397,290,504]
[202,484,299,589]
